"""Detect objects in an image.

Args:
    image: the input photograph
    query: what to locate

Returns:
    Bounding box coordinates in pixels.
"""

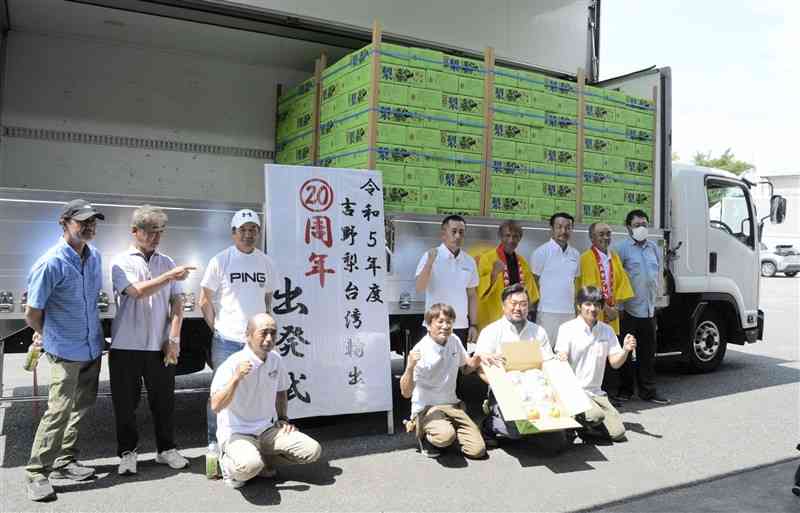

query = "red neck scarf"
[592,246,614,306]
[496,244,518,287]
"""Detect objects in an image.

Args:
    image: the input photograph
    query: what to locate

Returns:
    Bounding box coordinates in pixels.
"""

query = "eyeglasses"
[71,218,97,227]
[508,300,529,308]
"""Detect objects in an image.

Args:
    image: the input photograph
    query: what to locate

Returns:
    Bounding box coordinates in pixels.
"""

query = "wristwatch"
[168,336,180,345]
[278,415,289,422]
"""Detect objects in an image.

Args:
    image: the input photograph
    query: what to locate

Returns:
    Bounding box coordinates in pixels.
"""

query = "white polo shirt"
[210,345,289,444]
[415,244,479,329]
[201,246,279,343]
[531,239,580,314]
[111,248,183,352]
[554,316,622,397]
[410,334,467,415]
[475,316,553,359]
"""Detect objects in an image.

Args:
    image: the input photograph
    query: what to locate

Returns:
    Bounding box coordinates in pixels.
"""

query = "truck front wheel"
[687,310,727,373]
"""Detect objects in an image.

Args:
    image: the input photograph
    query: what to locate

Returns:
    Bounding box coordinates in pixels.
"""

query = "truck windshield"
[706,180,754,248]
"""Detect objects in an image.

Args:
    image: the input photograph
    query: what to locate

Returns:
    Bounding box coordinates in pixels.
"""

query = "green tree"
[692,148,753,175]
[672,151,680,161]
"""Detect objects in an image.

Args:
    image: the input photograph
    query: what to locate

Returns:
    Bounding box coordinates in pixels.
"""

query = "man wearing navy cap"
[24,199,105,502]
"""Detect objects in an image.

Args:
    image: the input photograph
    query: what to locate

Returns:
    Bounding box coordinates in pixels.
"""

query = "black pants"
[617,314,658,398]
[110,349,176,456]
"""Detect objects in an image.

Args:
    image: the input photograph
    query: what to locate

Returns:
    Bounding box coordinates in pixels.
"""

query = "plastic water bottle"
[23,344,42,372]
[205,443,219,479]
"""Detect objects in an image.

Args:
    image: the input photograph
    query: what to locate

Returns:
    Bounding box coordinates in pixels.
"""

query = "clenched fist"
[622,334,637,353]
[492,259,507,279]
[406,349,421,370]
[235,361,253,380]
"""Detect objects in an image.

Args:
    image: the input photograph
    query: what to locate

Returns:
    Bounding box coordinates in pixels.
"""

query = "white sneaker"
[219,456,245,489]
[155,449,189,470]
[118,451,137,475]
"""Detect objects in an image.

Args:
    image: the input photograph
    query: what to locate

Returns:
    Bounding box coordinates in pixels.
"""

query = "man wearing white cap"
[200,209,279,474]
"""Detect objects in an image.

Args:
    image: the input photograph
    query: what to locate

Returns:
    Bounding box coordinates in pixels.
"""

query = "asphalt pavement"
[1,277,798,512]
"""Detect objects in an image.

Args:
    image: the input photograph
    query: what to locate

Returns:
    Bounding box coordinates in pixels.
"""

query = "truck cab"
[660,163,785,371]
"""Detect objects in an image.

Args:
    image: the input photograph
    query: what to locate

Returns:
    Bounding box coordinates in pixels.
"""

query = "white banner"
[264,164,392,419]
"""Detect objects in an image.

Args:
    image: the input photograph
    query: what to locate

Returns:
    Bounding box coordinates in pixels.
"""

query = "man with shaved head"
[577,222,633,336]
[209,313,321,489]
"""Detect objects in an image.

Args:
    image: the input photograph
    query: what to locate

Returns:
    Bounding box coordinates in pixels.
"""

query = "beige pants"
[416,403,486,459]
[584,395,626,441]
[26,355,101,480]
[536,311,575,348]
[221,425,321,482]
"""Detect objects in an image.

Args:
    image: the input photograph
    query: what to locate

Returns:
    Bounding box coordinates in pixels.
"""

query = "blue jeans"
[207,332,245,445]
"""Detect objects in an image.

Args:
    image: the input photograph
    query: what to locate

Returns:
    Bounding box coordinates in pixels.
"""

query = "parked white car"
[760,243,800,277]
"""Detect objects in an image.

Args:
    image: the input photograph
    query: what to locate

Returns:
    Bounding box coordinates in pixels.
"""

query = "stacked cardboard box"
[582,85,655,224]
[274,42,656,223]
[489,73,655,223]
[275,77,316,165]
[310,43,486,216]
[488,67,579,221]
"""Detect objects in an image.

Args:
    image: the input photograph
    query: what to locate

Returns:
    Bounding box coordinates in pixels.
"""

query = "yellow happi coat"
[476,248,540,331]
[578,248,634,334]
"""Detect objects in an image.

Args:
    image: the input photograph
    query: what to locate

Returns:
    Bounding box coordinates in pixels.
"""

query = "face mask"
[632,226,648,242]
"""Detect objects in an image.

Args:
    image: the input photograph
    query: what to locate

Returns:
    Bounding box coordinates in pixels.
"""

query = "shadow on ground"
[3,348,795,470]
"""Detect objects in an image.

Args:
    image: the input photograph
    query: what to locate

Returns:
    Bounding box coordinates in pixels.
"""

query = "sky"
[600,0,799,174]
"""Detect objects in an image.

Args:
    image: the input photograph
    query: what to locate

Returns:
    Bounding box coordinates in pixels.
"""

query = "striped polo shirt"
[111,247,183,351]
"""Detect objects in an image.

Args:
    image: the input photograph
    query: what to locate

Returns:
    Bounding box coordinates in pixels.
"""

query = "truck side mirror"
[770,195,786,224]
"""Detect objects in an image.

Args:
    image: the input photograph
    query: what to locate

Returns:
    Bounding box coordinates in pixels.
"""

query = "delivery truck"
[0,0,787,397]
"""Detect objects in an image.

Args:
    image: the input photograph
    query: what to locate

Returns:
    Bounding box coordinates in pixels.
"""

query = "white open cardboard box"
[481,341,592,434]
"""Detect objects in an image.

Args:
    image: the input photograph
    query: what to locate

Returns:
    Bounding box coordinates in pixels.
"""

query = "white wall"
[1,31,309,202]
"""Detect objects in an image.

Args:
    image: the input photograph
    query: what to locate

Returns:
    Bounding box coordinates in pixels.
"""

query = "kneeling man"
[210,313,321,488]
[475,283,567,450]
[555,286,636,442]
[400,303,490,459]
